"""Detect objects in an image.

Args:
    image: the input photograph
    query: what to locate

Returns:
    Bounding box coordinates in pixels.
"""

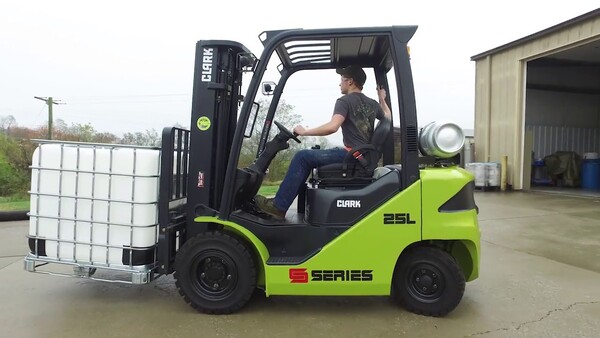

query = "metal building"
[471,8,600,190]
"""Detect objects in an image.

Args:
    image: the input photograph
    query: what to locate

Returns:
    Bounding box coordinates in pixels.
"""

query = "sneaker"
[254,195,286,221]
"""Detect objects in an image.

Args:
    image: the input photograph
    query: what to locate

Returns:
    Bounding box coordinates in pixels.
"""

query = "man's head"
[336,65,366,92]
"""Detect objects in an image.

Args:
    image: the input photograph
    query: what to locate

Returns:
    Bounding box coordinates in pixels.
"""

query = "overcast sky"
[1,1,598,142]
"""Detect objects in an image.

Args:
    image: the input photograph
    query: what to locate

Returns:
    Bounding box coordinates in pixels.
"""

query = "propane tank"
[418,121,465,158]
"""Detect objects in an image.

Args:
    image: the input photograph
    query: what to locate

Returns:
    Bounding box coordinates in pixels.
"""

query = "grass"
[258,182,280,197]
[0,196,29,211]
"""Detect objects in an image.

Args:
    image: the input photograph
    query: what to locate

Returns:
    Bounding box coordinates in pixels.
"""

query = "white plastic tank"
[465,163,486,187]
[29,143,161,267]
[485,162,501,187]
[465,162,501,188]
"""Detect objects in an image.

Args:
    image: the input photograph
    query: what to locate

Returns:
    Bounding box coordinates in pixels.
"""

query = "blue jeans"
[273,147,347,212]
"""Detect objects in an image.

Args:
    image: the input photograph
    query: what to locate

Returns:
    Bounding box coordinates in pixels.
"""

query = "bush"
[0,134,33,196]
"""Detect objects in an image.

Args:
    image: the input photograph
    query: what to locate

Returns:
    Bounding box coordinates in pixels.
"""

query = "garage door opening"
[524,39,600,196]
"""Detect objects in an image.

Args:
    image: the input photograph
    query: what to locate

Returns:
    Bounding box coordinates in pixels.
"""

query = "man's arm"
[377,86,392,119]
[293,114,345,137]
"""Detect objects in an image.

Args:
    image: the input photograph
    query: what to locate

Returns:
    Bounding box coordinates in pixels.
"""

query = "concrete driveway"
[1,191,599,337]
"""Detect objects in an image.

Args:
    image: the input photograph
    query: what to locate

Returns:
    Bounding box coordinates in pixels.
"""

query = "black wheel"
[174,231,256,314]
[392,246,465,317]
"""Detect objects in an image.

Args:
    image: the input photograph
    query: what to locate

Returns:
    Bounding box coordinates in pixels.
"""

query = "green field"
[258,183,279,197]
[0,196,29,211]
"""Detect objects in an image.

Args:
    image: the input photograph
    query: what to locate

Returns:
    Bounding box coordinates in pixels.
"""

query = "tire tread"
[393,246,465,317]
[174,231,256,314]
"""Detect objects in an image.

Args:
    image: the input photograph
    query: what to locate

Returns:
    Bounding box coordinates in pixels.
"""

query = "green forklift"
[159,25,480,317]
[25,25,480,317]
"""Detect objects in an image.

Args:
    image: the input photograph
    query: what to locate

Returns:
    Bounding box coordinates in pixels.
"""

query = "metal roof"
[471,8,600,61]
[258,26,417,72]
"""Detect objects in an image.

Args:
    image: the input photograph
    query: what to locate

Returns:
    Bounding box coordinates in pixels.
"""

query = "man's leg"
[273,148,346,212]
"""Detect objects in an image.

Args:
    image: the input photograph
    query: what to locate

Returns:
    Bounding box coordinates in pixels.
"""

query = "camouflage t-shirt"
[334,92,385,149]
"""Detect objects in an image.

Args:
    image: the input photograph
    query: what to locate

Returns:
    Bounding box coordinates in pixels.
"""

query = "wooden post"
[501,155,508,191]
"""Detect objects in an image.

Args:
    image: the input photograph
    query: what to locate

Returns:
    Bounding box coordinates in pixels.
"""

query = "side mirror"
[262,81,276,95]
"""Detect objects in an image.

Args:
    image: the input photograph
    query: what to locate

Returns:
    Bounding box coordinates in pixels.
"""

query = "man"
[255,65,392,220]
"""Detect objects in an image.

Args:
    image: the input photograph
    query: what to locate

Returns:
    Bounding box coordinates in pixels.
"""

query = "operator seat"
[314,118,391,188]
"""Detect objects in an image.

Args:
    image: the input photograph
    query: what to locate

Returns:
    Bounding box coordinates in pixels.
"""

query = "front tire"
[392,246,465,317]
[174,231,256,314]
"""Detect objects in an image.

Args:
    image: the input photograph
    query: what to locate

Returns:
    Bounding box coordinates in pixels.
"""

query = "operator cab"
[162,26,459,264]
[228,28,419,227]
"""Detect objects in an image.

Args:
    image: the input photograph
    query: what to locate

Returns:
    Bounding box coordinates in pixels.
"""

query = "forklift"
[158,25,480,317]
[25,25,480,317]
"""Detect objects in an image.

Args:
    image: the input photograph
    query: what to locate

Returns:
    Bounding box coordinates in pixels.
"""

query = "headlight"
[419,120,465,158]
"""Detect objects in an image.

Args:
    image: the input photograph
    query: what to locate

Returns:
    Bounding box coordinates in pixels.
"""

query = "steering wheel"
[274,121,301,143]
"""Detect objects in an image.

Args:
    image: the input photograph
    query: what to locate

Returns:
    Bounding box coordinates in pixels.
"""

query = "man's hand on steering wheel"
[293,125,306,136]
[274,121,301,143]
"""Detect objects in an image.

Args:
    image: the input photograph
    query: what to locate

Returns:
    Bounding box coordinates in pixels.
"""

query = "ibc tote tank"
[28,142,161,267]
[486,162,501,187]
[465,163,486,187]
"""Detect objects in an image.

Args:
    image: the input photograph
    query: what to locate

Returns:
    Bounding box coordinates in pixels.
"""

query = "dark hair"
[336,65,366,88]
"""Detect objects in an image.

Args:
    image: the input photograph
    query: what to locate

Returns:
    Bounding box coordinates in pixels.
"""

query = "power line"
[67,93,189,98]
[66,98,189,105]
[65,93,190,103]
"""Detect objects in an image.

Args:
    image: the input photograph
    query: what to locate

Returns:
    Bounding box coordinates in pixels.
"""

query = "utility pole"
[34,96,65,140]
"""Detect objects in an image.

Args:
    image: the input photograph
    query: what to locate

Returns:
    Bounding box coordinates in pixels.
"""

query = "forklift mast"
[186,40,254,215]
[158,41,254,274]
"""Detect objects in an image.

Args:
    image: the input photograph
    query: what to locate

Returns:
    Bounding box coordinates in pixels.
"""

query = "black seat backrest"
[364,117,391,171]
[372,118,391,149]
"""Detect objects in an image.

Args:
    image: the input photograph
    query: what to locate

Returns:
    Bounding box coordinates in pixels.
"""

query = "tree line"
[0,116,165,197]
[0,99,330,196]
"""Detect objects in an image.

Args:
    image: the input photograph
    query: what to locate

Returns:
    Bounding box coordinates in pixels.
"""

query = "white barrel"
[29,143,161,267]
[486,162,501,187]
[465,162,486,187]
[583,152,599,160]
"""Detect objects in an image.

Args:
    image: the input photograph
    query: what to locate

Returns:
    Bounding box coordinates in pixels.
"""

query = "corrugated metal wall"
[472,13,600,189]
[473,48,527,188]
[473,58,491,164]
[529,125,600,159]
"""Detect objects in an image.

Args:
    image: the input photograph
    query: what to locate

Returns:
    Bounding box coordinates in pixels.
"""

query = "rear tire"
[174,231,256,314]
[392,246,465,317]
